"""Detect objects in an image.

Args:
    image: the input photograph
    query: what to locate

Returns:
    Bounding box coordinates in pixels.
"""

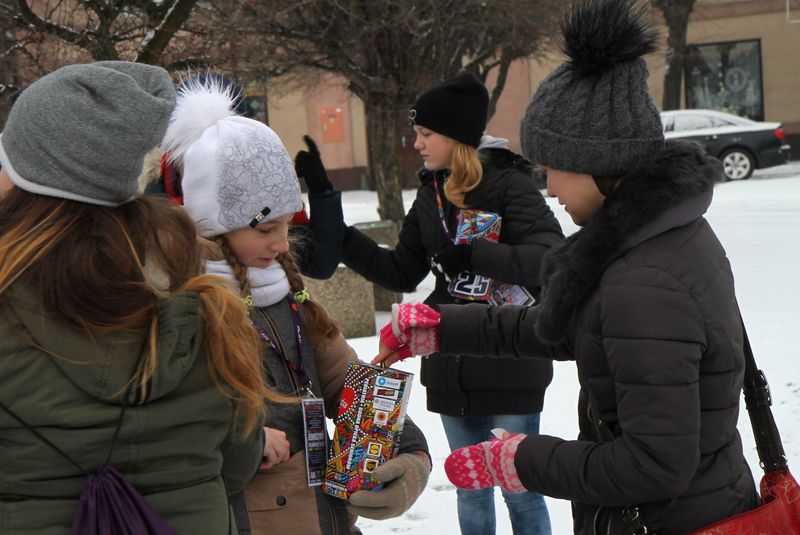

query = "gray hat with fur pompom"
[520,0,665,177]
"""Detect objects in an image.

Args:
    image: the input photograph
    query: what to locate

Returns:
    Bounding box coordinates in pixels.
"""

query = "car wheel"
[720,148,755,180]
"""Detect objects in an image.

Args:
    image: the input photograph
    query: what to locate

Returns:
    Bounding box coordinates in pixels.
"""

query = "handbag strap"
[739,316,788,473]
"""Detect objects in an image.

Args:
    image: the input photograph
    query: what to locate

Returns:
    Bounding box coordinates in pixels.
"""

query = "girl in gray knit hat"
[372,0,760,533]
[0,61,277,534]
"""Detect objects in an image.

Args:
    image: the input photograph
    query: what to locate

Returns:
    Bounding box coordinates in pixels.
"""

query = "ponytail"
[444,142,483,208]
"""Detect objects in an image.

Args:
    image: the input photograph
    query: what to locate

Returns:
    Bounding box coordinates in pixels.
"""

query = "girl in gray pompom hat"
[372,1,760,533]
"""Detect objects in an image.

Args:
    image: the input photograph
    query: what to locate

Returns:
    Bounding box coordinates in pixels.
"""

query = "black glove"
[294,135,333,194]
[431,243,473,280]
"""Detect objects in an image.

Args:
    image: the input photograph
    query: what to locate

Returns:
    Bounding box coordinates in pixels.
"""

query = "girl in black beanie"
[342,72,563,535]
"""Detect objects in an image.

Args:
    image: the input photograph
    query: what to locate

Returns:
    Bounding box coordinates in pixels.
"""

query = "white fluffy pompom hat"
[162,77,302,238]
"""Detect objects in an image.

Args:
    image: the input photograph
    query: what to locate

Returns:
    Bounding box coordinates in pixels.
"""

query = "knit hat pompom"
[561,0,659,76]
[162,76,239,164]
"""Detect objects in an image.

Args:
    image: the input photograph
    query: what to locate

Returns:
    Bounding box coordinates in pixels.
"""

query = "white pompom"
[162,76,238,163]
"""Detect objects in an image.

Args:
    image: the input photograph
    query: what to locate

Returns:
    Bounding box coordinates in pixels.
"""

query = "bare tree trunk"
[364,94,406,224]
[487,49,513,121]
[654,0,697,110]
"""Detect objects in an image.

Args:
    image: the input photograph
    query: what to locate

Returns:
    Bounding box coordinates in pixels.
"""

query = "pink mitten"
[378,322,412,361]
[393,303,440,357]
[444,430,527,494]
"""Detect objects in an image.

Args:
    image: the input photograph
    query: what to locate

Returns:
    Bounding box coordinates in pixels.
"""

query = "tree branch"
[136,0,198,64]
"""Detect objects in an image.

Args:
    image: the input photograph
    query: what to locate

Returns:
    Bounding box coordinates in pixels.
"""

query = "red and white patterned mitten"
[444,429,527,494]
[393,303,440,356]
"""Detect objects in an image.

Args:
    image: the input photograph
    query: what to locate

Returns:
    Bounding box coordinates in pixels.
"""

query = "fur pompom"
[561,0,659,76]
[161,75,238,163]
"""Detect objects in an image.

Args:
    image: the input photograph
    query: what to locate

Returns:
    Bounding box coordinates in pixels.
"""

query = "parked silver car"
[661,109,791,180]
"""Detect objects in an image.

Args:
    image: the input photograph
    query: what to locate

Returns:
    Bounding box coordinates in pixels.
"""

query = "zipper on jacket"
[140,356,152,402]
[593,506,601,535]
[325,496,339,535]
[591,506,614,535]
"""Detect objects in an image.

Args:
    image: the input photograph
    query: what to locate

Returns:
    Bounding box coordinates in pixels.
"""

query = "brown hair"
[213,237,340,349]
[0,188,271,436]
[592,175,622,197]
[444,142,483,208]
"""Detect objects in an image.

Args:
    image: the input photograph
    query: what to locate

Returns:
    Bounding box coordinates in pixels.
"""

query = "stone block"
[305,264,375,339]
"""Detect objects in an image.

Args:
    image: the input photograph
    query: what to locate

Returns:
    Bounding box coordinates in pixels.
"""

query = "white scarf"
[206,259,290,307]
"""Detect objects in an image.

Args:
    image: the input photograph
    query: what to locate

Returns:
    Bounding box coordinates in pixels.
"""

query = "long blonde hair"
[213,238,340,349]
[0,189,270,436]
[444,142,484,208]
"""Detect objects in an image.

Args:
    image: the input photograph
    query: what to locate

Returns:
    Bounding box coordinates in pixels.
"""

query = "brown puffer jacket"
[238,297,429,535]
[437,141,759,534]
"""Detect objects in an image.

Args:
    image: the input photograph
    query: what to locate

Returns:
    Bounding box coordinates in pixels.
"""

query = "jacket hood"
[5,284,204,404]
[535,140,723,344]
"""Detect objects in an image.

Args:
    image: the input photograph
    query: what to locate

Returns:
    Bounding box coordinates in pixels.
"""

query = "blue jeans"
[441,413,551,535]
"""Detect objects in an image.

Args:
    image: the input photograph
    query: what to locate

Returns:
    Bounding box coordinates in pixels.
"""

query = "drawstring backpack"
[0,384,176,535]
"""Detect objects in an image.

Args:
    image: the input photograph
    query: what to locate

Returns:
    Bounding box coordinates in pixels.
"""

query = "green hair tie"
[293,288,310,304]
[242,295,254,309]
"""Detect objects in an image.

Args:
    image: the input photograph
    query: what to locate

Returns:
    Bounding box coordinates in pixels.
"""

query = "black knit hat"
[520,0,664,176]
[409,73,489,147]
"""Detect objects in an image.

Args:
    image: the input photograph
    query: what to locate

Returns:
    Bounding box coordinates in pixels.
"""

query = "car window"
[710,117,735,127]
[672,114,714,131]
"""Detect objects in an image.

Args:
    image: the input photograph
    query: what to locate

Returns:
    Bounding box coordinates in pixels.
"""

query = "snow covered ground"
[315,163,800,534]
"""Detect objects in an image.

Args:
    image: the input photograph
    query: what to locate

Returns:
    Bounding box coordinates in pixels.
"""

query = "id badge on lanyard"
[301,397,327,486]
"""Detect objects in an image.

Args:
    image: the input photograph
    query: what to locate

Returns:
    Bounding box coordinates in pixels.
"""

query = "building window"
[246,96,269,124]
[684,39,764,121]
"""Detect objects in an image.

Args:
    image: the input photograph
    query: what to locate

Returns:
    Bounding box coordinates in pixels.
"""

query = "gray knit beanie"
[520,0,664,177]
[0,61,175,205]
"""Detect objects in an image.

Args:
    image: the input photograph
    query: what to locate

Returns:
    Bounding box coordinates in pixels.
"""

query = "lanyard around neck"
[254,294,312,392]
[432,173,459,244]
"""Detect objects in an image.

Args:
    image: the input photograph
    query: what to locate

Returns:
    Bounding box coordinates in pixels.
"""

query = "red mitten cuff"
[378,322,412,361]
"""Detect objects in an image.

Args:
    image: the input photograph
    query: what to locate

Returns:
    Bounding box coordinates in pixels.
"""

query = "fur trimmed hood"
[535,140,724,343]
[418,147,534,184]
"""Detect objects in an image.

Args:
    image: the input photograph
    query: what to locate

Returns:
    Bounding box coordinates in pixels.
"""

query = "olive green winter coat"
[0,284,264,534]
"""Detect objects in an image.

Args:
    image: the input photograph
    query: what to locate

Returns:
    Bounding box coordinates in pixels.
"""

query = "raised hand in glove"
[431,243,473,280]
[349,451,431,520]
[294,135,333,193]
[372,303,440,367]
[444,428,527,494]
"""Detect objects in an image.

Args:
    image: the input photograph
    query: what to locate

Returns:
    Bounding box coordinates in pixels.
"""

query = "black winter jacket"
[437,141,759,534]
[343,148,563,416]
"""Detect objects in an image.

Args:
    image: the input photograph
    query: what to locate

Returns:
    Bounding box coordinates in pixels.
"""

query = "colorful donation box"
[322,362,413,499]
